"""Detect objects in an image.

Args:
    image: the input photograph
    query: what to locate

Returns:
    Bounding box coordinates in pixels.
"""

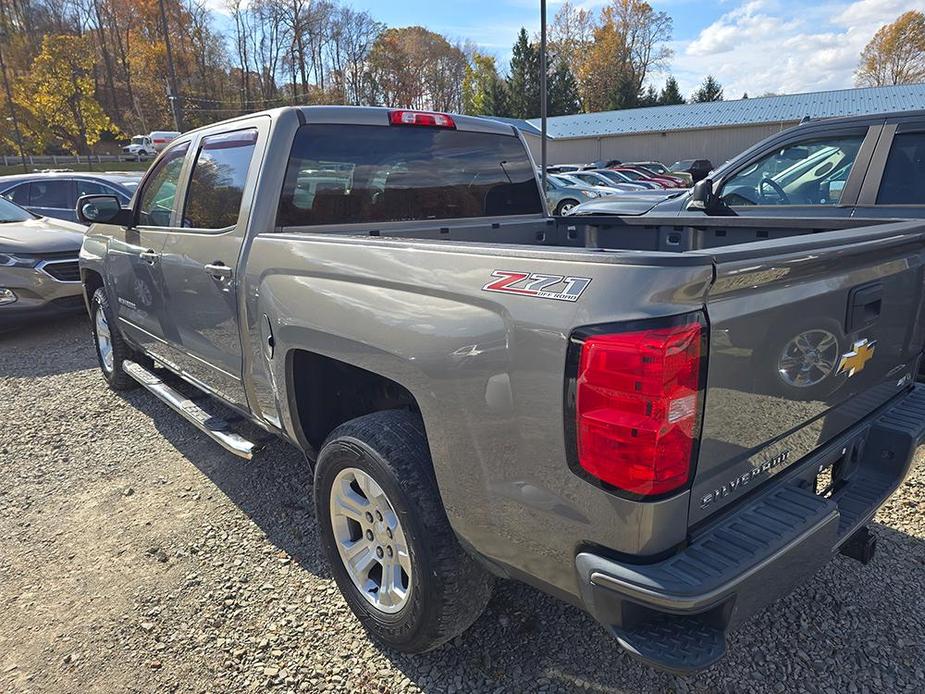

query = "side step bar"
[123,360,259,460]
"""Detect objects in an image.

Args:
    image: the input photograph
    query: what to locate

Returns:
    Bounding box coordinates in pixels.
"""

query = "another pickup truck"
[77,106,925,673]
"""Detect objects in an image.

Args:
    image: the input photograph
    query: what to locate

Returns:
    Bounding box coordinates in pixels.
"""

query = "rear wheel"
[314,410,493,653]
[90,288,138,391]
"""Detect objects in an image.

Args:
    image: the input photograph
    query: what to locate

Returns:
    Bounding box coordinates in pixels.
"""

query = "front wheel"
[90,288,138,391]
[314,410,493,653]
[555,199,579,215]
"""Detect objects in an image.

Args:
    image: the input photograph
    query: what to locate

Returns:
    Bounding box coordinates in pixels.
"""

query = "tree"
[638,84,658,107]
[691,74,723,102]
[658,76,684,105]
[855,10,925,86]
[462,52,507,116]
[506,27,539,118]
[547,59,580,116]
[17,34,115,153]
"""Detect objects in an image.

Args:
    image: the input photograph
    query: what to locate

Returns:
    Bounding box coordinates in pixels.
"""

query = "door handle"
[139,249,160,265]
[847,282,882,332]
[204,262,233,280]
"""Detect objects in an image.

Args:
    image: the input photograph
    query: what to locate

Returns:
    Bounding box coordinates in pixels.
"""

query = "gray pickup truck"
[77,106,925,673]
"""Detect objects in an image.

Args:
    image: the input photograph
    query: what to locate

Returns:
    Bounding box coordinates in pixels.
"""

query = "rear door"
[689,222,925,524]
[853,116,925,219]
[156,121,265,408]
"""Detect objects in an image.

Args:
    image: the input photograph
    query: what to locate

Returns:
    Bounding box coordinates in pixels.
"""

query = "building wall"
[522,122,799,167]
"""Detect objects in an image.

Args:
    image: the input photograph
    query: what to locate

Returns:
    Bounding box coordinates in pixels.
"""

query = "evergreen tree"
[639,84,659,107]
[691,74,724,102]
[506,28,540,118]
[658,76,685,105]
[742,92,749,99]
[547,59,581,116]
[607,72,641,110]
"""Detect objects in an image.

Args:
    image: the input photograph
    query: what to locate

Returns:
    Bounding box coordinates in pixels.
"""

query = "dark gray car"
[0,173,136,222]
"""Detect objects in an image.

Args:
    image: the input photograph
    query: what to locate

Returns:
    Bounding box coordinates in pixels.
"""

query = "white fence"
[1,154,129,167]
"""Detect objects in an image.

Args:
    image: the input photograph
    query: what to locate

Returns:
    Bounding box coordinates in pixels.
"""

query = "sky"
[207,0,925,103]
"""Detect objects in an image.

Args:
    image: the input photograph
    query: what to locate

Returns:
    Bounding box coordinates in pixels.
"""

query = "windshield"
[131,136,145,145]
[0,195,36,223]
[617,169,644,181]
[644,163,668,174]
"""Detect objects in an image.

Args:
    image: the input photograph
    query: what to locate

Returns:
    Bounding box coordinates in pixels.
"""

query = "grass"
[0,160,153,176]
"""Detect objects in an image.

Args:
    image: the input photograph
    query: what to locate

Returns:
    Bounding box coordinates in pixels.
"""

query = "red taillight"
[574,318,704,496]
[389,110,456,129]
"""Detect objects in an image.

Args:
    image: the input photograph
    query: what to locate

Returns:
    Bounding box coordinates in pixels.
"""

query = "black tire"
[314,409,493,653]
[90,287,138,391]
[555,198,579,215]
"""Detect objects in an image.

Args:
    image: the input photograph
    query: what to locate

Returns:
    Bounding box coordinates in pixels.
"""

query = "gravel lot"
[2,315,925,693]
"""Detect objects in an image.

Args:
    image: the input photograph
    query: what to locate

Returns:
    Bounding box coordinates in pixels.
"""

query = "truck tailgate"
[690,220,925,524]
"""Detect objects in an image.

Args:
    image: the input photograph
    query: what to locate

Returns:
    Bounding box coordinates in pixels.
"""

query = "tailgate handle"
[847,282,882,332]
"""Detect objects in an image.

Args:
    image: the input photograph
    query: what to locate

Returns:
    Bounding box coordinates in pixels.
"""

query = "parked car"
[628,161,693,186]
[0,173,135,222]
[0,195,85,321]
[77,106,925,673]
[616,165,685,188]
[574,109,925,220]
[122,135,157,161]
[669,158,713,183]
[544,173,601,213]
[607,166,673,188]
[561,171,649,193]
[546,163,585,174]
[149,130,182,152]
[589,168,662,190]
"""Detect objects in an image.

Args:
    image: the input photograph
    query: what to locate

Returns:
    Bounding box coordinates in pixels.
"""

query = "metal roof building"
[499,83,925,167]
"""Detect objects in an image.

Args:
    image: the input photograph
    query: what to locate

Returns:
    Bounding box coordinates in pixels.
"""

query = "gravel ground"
[2,315,925,693]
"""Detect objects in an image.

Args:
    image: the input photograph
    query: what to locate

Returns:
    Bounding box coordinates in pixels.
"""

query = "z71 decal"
[482,271,591,302]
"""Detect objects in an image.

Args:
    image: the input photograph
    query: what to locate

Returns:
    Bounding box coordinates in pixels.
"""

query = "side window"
[29,180,70,208]
[877,132,925,205]
[3,183,30,206]
[137,142,189,227]
[721,134,865,206]
[182,129,257,229]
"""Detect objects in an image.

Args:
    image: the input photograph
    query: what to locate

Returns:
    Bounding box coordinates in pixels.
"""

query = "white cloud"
[672,0,923,99]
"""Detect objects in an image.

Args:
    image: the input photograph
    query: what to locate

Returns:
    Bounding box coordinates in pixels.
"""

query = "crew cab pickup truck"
[77,106,925,673]
[574,109,925,219]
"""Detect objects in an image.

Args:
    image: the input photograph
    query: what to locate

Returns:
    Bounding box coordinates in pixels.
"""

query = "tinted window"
[277,123,543,227]
[0,195,33,222]
[4,183,30,206]
[877,132,925,205]
[721,134,864,206]
[77,180,128,203]
[137,142,189,226]
[183,129,258,229]
[29,180,70,208]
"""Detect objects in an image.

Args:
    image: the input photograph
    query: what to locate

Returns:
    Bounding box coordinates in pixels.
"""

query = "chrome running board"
[122,360,258,460]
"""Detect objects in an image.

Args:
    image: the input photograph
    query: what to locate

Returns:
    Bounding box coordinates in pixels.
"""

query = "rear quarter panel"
[241,233,715,598]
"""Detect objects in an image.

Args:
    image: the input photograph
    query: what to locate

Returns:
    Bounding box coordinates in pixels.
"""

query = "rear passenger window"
[29,180,70,208]
[277,123,543,227]
[182,129,257,229]
[4,183,30,206]
[877,132,925,205]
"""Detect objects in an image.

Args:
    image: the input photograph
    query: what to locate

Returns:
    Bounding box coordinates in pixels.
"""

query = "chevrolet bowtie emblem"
[837,338,876,377]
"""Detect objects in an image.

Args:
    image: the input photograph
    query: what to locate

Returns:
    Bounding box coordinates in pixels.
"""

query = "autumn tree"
[691,74,723,102]
[463,52,507,116]
[855,10,925,86]
[17,35,115,153]
[368,27,468,111]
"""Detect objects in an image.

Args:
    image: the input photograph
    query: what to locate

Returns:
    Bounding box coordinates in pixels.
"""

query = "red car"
[613,165,685,188]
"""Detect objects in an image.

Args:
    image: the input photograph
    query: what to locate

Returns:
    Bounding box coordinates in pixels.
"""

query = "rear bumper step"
[576,384,925,673]
[122,360,261,460]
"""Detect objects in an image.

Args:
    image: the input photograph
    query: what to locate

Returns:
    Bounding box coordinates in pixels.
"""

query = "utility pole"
[158,0,183,132]
[540,0,547,195]
[0,33,27,172]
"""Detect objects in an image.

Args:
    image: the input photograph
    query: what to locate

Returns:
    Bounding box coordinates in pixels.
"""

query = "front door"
[107,141,191,355]
[156,125,262,408]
